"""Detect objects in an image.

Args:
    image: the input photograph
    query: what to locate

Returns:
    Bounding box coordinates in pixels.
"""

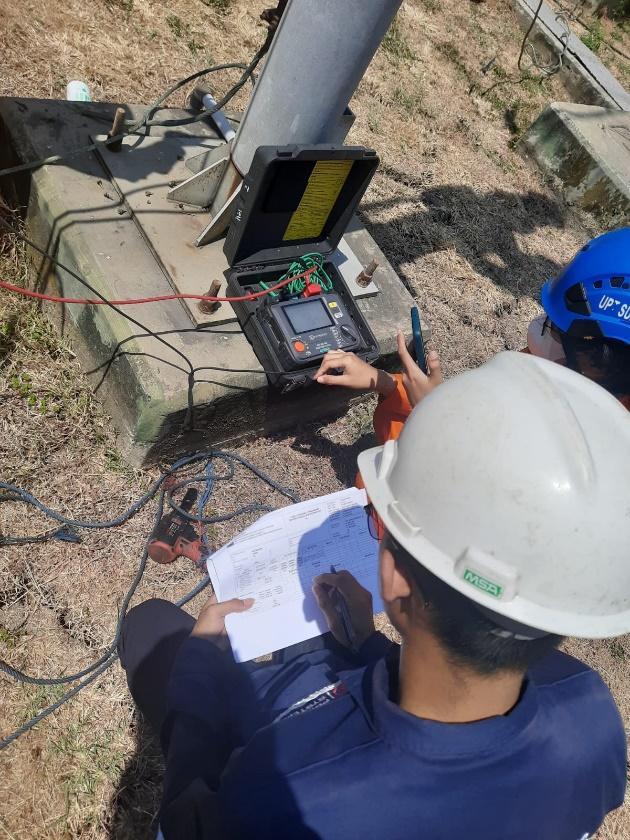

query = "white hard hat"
[358,351,630,639]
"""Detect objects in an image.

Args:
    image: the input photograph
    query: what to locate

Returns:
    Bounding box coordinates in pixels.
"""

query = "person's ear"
[379,543,413,605]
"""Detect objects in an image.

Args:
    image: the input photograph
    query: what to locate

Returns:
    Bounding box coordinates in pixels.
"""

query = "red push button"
[293,340,306,352]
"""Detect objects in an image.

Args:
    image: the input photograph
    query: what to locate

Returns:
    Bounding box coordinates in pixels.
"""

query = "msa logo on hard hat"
[455,548,518,602]
[463,568,503,598]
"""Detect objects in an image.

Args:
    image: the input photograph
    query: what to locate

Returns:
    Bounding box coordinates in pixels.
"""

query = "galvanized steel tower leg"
[188,0,403,245]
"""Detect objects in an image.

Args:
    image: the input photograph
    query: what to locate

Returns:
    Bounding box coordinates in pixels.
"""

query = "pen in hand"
[330,564,358,653]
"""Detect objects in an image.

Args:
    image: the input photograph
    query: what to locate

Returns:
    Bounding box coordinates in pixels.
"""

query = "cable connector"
[302,283,323,298]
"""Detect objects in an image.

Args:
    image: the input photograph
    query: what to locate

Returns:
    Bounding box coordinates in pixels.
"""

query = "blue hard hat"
[541,228,630,344]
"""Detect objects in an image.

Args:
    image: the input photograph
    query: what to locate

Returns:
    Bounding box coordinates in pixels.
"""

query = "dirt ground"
[0,0,628,837]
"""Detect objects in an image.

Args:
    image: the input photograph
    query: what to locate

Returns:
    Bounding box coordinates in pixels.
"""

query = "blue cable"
[0,450,299,750]
[0,451,298,532]
[0,575,216,751]
[197,459,215,552]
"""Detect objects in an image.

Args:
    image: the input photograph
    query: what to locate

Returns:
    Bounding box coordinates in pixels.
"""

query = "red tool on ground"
[148,488,208,566]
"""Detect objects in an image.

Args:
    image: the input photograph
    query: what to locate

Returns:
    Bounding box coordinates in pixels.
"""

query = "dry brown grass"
[0,0,628,837]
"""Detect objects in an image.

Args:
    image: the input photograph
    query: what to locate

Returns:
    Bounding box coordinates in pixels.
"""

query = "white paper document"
[206,487,383,662]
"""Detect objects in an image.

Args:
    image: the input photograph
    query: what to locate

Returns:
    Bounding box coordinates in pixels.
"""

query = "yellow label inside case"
[283,160,353,241]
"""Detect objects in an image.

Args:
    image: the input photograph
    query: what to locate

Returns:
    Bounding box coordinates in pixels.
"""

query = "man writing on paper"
[119,352,628,840]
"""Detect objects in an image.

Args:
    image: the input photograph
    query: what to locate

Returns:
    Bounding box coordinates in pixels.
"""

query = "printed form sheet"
[207,487,383,661]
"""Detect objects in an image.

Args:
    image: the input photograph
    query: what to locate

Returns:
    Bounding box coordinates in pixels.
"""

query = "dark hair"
[388,538,563,676]
[561,333,630,397]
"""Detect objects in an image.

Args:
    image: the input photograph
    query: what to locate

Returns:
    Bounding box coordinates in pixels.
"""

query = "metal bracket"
[185,140,227,175]
[195,183,242,246]
[167,145,230,208]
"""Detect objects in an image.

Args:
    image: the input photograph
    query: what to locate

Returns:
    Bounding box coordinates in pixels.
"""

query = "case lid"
[223,145,379,267]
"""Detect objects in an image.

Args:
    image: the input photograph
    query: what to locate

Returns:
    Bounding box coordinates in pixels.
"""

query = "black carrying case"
[223,145,381,390]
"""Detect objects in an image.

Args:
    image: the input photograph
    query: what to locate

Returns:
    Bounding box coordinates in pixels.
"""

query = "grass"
[49,718,129,833]
[367,114,381,134]
[166,14,188,39]
[554,0,630,89]
[167,12,208,57]
[201,0,232,10]
[104,447,137,477]
[581,19,605,53]
[382,16,415,62]
[0,316,17,357]
[0,627,20,647]
[20,685,68,724]
[188,37,204,55]
[482,146,513,175]
[609,639,626,660]
[391,86,433,118]
[436,42,471,82]
[0,0,628,837]
[520,74,548,96]
[610,0,630,19]
[51,721,126,781]
[105,0,133,13]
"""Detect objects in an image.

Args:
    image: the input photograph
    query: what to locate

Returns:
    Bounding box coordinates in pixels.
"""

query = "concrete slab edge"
[520,102,630,222]
[511,0,630,111]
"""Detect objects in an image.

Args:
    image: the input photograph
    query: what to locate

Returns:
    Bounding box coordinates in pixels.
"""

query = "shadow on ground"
[107,714,163,840]
[289,425,377,490]
[362,173,568,298]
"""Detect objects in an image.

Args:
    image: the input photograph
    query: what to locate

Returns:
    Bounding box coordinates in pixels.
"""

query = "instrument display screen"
[284,299,333,334]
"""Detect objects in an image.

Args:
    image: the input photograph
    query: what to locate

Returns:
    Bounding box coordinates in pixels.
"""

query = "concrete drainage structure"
[520,103,630,221]
[512,0,630,111]
[512,0,629,223]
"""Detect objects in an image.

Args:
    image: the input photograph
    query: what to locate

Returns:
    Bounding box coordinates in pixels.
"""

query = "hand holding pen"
[313,568,375,652]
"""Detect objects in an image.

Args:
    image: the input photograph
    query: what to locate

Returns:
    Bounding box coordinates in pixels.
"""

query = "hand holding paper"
[206,488,383,661]
[191,594,255,649]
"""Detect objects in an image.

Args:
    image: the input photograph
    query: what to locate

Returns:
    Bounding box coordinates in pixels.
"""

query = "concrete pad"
[0,97,421,465]
[520,102,630,220]
[512,0,630,111]
[94,132,238,328]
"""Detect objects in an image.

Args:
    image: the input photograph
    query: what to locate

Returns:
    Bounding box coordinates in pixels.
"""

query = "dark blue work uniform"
[159,634,626,839]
